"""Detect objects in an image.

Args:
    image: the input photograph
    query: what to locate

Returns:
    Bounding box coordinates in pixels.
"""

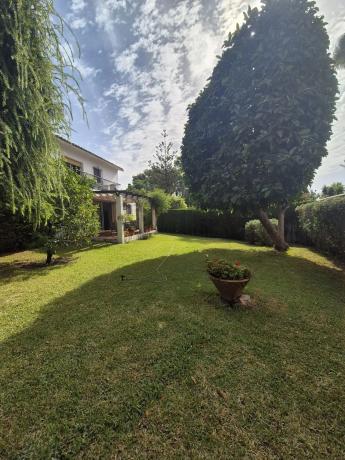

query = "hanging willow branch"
[0,0,85,226]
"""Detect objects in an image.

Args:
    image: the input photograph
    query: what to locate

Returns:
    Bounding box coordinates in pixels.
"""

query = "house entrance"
[100,202,113,230]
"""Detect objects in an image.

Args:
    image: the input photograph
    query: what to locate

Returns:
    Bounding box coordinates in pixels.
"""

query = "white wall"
[58,138,120,185]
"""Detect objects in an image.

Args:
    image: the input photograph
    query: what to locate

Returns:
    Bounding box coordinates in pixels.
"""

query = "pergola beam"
[93,190,157,243]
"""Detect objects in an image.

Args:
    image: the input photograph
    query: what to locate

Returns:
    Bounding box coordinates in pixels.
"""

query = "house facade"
[57,137,156,243]
[58,136,137,231]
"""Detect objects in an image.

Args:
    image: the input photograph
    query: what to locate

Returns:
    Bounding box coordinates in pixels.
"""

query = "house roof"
[57,136,124,171]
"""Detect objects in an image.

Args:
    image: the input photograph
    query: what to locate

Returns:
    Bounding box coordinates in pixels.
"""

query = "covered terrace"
[93,190,157,244]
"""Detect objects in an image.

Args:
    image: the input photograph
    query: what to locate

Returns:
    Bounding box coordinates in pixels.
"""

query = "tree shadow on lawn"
[0,249,344,458]
[0,243,111,284]
[0,256,75,284]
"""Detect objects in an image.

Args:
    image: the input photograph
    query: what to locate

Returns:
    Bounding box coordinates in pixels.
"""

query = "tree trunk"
[46,248,53,265]
[278,206,288,241]
[259,209,289,252]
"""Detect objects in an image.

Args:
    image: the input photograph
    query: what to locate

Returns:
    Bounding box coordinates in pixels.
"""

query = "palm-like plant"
[334,34,345,68]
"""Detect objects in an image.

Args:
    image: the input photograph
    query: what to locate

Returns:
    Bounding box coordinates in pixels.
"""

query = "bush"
[297,196,345,258]
[245,219,278,246]
[170,195,187,210]
[55,170,100,247]
[0,208,36,253]
[157,209,247,240]
[148,189,171,215]
[206,258,251,280]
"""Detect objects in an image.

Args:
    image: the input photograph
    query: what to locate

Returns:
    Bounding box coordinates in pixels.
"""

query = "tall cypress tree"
[0,0,83,225]
[182,0,338,251]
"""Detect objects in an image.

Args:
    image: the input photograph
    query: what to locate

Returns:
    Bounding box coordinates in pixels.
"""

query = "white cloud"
[313,0,345,189]
[71,0,86,13]
[76,60,101,79]
[70,17,88,29]
[101,0,260,186]
[69,0,345,189]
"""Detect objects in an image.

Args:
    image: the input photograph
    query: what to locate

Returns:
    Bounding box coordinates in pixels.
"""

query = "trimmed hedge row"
[157,209,247,240]
[297,195,345,257]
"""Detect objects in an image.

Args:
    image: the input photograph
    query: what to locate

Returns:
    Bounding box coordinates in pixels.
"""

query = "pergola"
[93,190,157,244]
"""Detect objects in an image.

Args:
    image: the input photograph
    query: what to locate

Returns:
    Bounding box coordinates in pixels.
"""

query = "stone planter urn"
[206,258,251,304]
[209,276,250,303]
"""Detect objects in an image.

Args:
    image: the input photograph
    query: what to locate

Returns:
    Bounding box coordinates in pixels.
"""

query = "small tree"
[170,195,187,210]
[322,182,344,197]
[148,130,185,194]
[182,0,338,251]
[0,1,83,226]
[148,189,172,216]
[46,169,100,264]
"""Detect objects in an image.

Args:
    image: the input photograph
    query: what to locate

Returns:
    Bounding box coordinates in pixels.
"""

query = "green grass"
[0,234,344,458]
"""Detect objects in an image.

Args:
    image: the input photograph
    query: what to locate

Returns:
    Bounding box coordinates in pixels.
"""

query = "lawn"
[0,234,344,458]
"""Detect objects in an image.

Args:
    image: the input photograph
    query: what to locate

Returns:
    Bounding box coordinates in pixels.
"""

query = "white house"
[57,137,156,243]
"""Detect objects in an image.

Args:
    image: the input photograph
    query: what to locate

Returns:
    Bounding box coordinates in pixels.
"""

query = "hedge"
[297,195,345,258]
[157,209,247,240]
[245,219,278,246]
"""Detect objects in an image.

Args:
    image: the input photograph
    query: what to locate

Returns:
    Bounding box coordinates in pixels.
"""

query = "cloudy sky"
[55,0,345,190]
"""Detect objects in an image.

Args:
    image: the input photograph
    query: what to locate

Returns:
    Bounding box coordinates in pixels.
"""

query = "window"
[64,157,82,175]
[66,162,81,174]
[93,167,102,184]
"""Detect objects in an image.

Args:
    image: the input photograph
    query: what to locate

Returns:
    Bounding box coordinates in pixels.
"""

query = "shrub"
[148,189,171,215]
[157,209,247,240]
[297,196,345,258]
[245,219,278,247]
[206,258,251,280]
[0,207,36,253]
[170,195,187,210]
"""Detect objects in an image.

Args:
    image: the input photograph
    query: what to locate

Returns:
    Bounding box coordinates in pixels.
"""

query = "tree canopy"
[45,168,100,263]
[128,130,185,195]
[147,189,172,216]
[322,182,344,197]
[182,0,338,250]
[0,0,83,225]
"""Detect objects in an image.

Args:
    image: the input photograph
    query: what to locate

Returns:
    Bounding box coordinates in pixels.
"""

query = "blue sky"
[55,0,345,190]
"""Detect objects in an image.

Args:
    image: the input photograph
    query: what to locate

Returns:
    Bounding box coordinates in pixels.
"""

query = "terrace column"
[138,201,144,234]
[151,206,157,230]
[116,194,125,244]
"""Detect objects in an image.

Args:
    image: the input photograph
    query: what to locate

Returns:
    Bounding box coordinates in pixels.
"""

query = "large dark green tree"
[0,0,83,225]
[182,0,338,251]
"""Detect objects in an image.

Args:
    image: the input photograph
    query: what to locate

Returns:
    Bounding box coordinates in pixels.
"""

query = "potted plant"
[206,258,251,303]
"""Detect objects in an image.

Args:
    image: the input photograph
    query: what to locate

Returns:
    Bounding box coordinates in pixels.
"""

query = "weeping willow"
[0,0,84,225]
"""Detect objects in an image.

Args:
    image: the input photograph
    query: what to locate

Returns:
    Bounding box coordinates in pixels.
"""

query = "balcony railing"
[82,172,120,191]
